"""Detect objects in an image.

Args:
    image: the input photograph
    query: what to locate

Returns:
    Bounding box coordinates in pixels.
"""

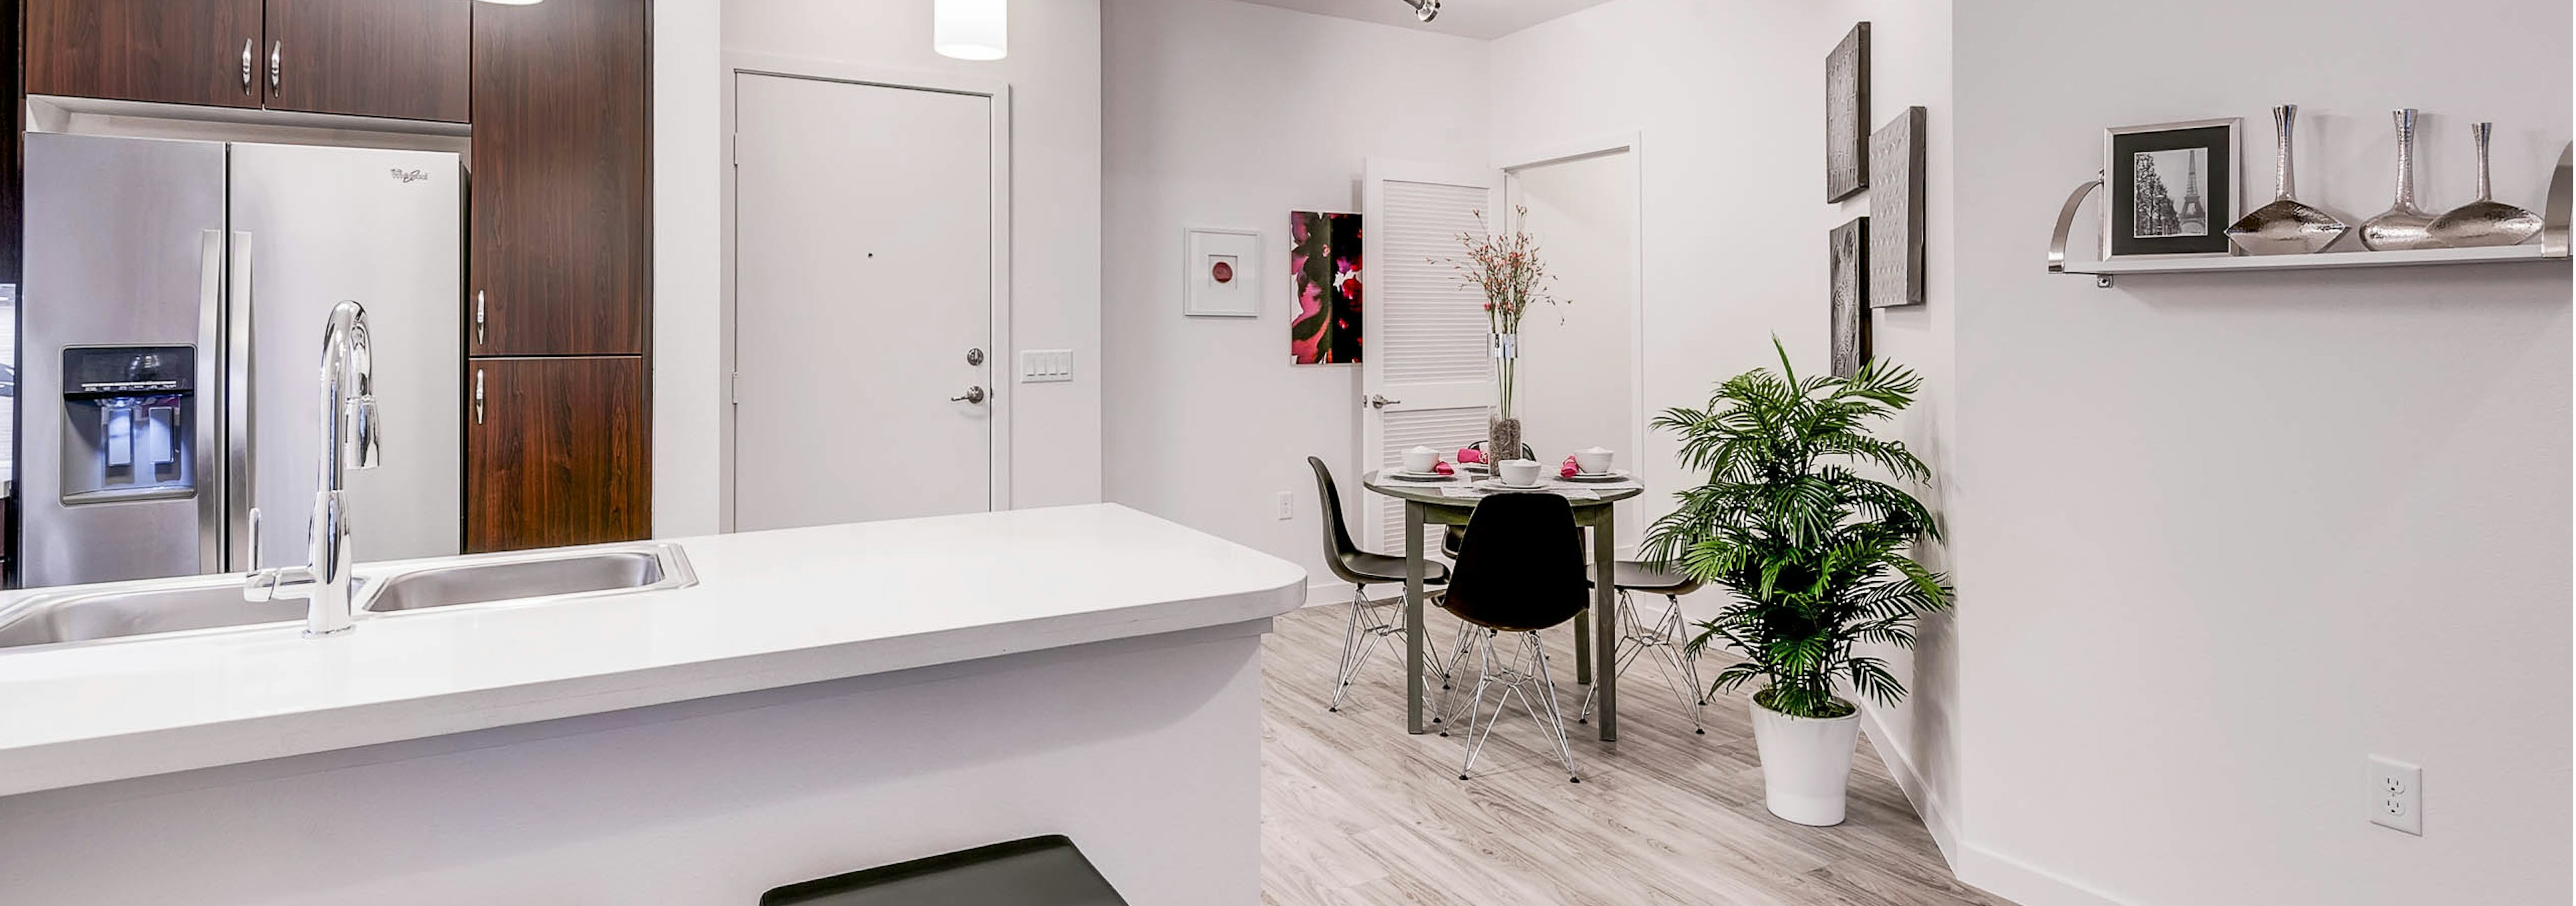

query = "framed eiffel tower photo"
[2103,117,2241,260]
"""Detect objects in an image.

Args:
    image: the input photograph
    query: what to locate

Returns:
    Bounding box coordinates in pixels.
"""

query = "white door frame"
[1499,132,1648,547]
[719,52,1014,532]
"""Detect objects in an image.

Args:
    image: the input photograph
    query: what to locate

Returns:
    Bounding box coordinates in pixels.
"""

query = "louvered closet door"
[1360,159,1503,552]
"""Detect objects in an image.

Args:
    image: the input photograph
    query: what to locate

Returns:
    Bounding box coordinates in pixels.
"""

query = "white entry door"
[1359,159,1502,552]
[733,72,996,531]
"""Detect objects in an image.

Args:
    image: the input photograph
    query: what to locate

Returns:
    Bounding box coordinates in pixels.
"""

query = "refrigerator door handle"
[227,231,258,572]
[195,230,227,573]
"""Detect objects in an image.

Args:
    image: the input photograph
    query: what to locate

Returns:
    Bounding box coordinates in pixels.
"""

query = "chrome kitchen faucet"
[244,300,383,637]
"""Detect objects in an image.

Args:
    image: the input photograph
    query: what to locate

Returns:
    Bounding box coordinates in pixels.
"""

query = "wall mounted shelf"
[2049,144,2571,287]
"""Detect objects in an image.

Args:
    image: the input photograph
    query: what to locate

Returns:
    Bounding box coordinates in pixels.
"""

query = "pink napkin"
[1432,461,1454,475]
[1456,447,1484,464]
[1560,456,1581,479]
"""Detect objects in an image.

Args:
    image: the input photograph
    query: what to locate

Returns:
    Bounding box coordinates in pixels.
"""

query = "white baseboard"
[1956,842,2135,906]
[1854,707,2136,906]
[1856,702,1961,868]
[1301,582,1403,608]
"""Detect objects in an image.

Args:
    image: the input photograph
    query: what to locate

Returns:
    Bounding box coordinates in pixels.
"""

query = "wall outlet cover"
[2368,755,2422,836]
[1018,349,1074,383]
[1275,491,1294,520]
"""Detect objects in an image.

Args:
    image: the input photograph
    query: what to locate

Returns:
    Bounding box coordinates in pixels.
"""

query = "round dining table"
[1360,470,1645,742]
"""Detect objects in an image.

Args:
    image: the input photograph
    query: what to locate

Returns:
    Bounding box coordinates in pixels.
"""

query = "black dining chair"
[1438,492,1589,783]
[1578,561,1709,734]
[1307,456,1449,713]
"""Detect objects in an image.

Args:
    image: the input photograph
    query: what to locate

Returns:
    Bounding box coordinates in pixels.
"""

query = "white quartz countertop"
[0,504,1307,797]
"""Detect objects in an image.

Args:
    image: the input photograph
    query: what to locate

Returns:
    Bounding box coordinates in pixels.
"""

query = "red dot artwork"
[1211,260,1234,283]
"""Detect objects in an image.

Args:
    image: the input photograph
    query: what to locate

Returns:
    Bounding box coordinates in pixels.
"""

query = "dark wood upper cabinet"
[264,0,471,122]
[466,356,651,553]
[27,0,470,121]
[25,0,267,108]
[470,0,651,356]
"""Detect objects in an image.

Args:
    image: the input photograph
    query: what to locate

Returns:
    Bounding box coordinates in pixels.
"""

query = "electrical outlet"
[1276,491,1294,520]
[2369,755,2422,836]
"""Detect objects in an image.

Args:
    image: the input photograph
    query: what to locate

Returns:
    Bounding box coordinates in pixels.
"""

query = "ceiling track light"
[1403,0,1439,23]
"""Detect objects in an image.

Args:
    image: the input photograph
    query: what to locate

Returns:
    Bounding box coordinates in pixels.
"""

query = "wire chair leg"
[1452,629,1499,759]
[1577,589,1646,722]
[1668,593,1709,707]
[1429,617,1478,725]
[1326,585,1368,713]
[1527,632,1582,783]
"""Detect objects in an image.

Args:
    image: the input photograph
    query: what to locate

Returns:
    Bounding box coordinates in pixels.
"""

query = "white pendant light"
[934,0,1008,61]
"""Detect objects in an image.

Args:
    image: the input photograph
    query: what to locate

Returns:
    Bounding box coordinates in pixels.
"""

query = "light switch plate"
[1019,349,1074,383]
[2368,755,2422,836]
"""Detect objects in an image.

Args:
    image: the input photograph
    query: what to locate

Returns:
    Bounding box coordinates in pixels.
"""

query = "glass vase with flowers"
[1442,207,1560,466]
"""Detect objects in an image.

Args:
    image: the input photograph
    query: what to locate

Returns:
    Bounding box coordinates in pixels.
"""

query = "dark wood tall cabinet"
[466,357,650,552]
[25,0,470,123]
[466,0,652,550]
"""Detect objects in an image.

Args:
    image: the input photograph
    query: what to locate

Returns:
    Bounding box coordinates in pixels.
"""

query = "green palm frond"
[1644,336,1955,719]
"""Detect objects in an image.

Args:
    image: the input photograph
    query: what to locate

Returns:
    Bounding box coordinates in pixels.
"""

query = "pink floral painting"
[1289,211,1362,364]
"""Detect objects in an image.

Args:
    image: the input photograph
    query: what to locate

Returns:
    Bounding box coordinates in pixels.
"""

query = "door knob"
[951,386,987,404]
[1366,394,1402,409]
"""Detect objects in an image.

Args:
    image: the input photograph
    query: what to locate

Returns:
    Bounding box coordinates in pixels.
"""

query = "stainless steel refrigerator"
[20,133,461,587]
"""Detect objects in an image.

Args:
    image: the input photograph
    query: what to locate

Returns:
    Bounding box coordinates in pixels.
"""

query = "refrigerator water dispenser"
[60,346,197,503]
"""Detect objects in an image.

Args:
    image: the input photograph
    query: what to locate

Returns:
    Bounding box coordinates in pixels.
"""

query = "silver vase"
[2226,104,2350,255]
[2426,121,2544,248]
[2361,109,2440,251]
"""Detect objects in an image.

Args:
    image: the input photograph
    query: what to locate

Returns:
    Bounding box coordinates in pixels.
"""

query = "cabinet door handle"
[241,39,255,93]
[473,368,485,425]
[473,291,486,346]
[268,41,281,93]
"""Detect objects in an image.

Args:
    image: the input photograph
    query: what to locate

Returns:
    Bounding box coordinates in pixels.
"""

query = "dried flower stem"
[1434,207,1564,419]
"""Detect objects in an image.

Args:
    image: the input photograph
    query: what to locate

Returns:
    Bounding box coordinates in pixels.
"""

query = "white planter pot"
[1749,696,1864,826]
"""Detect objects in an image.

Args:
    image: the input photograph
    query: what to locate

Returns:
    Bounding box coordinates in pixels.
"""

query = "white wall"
[1949,2,2570,905]
[1099,0,1489,591]
[654,0,726,537]
[1511,151,1639,540]
[655,0,1106,538]
[1488,0,1833,563]
[1493,0,1966,856]
[1824,0,1960,862]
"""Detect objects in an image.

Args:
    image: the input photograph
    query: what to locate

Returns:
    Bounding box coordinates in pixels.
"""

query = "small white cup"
[1401,446,1438,474]
[1574,446,1614,475]
[1497,459,1543,487]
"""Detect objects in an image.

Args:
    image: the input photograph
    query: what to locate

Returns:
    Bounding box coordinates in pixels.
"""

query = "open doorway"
[1505,144,1642,548]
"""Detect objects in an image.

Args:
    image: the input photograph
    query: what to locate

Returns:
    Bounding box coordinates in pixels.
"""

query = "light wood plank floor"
[1260,603,2012,905]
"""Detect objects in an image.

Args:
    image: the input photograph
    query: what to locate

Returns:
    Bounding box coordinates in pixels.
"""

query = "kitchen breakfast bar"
[0,505,1305,905]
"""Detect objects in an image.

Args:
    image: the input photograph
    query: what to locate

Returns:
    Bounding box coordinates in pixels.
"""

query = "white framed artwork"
[1183,228,1262,317]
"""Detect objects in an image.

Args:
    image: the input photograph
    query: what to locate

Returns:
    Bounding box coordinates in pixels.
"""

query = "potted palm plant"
[1644,340,1953,826]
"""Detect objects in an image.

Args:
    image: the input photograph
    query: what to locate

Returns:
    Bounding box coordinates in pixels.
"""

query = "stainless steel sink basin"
[0,579,320,648]
[0,544,695,650]
[364,544,695,613]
